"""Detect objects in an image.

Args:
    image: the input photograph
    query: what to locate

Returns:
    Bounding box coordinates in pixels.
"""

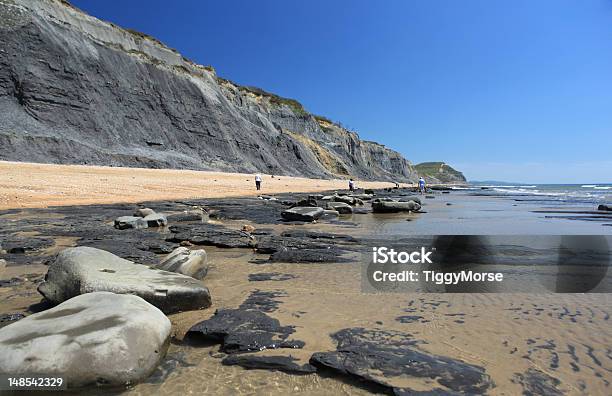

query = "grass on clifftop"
[239,85,308,117]
[415,162,466,183]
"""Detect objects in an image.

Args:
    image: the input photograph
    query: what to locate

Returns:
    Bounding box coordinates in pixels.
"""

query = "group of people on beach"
[253,173,427,193]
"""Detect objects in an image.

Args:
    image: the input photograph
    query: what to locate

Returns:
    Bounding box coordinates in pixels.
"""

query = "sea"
[453,183,612,206]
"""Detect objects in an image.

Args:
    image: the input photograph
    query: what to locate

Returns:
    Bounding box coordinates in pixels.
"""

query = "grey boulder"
[157,247,208,280]
[349,193,374,200]
[281,207,324,222]
[372,199,421,213]
[321,209,340,218]
[0,292,171,388]
[400,196,422,205]
[333,195,361,205]
[167,209,208,222]
[326,201,353,214]
[134,207,156,218]
[38,247,211,314]
[143,213,168,227]
[114,216,148,230]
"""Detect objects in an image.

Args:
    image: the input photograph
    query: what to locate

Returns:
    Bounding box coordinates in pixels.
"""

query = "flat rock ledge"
[372,199,421,213]
[281,207,324,222]
[38,246,211,314]
[310,328,492,395]
[187,309,304,354]
[0,292,171,389]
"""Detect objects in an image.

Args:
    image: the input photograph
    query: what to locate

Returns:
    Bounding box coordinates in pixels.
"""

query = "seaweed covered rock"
[310,328,492,394]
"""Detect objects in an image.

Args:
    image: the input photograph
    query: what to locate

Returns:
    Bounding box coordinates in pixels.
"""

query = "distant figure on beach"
[348,178,355,192]
[419,177,426,194]
[255,174,262,190]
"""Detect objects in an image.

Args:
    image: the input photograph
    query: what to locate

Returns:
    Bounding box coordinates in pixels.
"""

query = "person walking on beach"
[418,177,426,194]
[348,178,355,192]
[255,174,262,191]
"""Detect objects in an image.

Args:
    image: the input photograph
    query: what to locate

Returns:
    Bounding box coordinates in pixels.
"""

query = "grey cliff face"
[0,0,418,181]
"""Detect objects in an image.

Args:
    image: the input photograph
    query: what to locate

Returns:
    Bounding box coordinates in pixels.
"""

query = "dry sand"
[0,161,406,210]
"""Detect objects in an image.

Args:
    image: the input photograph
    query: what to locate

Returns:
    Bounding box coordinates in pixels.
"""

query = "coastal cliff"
[414,162,467,184]
[0,0,420,182]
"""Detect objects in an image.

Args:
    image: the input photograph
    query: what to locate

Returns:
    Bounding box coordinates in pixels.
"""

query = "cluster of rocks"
[0,241,213,388]
[279,190,427,222]
[371,196,422,213]
[114,207,168,230]
[0,189,439,390]
[280,191,400,222]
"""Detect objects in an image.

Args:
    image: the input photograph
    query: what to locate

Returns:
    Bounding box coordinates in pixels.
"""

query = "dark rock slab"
[0,236,54,254]
[187,309,304,354]
[281,207,324,222]
[396,315,425,323]
[0,277,25,287]
[248,273,297,282]
[254,235,332,254]
[78,236,161,266]
[269,247,352,263]
[598,204,612,211]
[0,313,26,327]
[280,230,359,243]
[239,289,287,312]
[310,328,492,394]
[513,368,563,396]
[167,224,254,248]
[222,355,316,374]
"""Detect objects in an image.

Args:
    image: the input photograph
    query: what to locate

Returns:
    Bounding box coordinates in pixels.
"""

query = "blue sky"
[72,0,612,183]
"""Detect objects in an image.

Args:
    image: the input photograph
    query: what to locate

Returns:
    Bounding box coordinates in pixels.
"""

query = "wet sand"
[1,188,611,394]
[0,161,404,210]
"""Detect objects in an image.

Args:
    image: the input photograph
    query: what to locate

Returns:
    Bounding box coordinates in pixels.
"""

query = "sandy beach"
[0,161,405,210]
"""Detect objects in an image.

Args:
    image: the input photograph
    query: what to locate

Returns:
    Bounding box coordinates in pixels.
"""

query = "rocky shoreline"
[1,187,610,394]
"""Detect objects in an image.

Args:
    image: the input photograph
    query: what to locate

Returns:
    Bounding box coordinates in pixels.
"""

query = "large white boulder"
[38,247,211,313]
[0,292,171,388]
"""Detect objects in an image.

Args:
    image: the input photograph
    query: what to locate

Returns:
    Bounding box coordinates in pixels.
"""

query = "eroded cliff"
[0,0,418,181]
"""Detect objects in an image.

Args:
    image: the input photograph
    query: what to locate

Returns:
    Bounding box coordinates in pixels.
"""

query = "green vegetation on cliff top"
[415,162,466,183]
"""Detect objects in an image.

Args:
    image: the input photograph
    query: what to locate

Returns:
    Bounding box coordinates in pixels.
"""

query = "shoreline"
[0,161,419,210]
[1,189,610,394]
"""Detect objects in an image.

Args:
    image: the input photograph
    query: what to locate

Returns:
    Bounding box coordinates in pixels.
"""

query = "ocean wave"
[480,185,536,188]
[491,188,567,196]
